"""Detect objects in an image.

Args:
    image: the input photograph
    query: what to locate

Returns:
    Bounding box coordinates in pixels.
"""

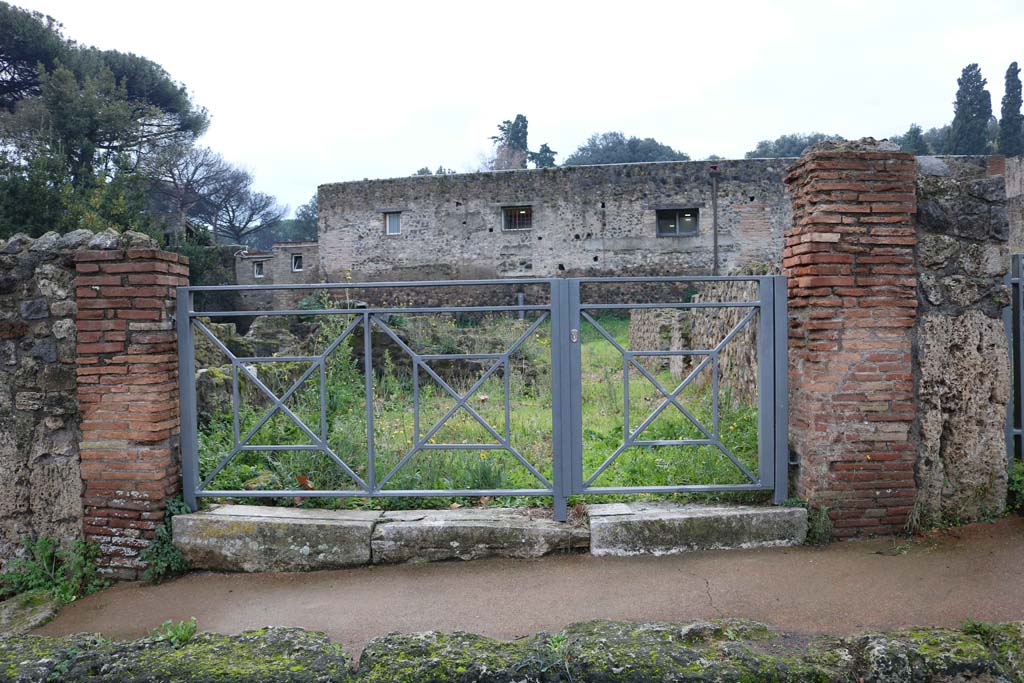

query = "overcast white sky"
[15,0,1024,215]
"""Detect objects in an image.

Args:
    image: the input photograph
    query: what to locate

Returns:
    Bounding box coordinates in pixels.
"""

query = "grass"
[195,309,768,511]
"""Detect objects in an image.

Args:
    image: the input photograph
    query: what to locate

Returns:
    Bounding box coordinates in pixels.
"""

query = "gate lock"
[570,328,579,343]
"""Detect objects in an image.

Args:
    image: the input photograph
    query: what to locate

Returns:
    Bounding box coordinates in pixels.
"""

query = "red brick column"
[783,142,918,537]
[74,248,189,578]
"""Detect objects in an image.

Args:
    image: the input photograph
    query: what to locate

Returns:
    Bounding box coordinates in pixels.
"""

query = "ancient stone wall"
[0,231,93,563]
[319,159,794,284]
[912,157,1010,527]
[688,265,780,406]
[1007,156,1024,253]
[783,140,919,538]
[235,241,320,311]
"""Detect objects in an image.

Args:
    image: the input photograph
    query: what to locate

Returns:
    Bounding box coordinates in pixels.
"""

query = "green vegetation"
[563,131,689,165]
[196,311,766,511]
[138,498,191,584]
[0,537,106,603]
[148,618,198,648]
[1008,460,1024,512]
[805,506,834,545]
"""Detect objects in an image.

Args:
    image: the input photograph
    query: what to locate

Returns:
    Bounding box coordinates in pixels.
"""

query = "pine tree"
[1000,62,1024,156]
[947,63,993,154]
[899,124,931,155]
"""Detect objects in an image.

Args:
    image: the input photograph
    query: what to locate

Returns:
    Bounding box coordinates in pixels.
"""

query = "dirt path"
[37,517,1024,657]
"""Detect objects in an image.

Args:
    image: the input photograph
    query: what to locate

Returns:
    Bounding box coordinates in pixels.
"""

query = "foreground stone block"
[357,620,1024,683]
[0,589,60,637]
[0,627,350,683]
[587,502,807,556]
[5,620,1021,682]
[371,507,588,564]
[173,505,381,572]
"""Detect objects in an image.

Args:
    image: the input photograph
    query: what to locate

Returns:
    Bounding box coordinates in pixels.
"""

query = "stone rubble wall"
[319,159,794,283]
[912,157,1011,527]
[688,268,778,406]
[0,230,99,564]
[1008,156,1024,252]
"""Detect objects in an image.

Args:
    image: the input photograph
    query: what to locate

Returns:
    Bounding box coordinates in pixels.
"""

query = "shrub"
[1008,460,1024,512]
[139,498,191,584]
[0,537,107,603]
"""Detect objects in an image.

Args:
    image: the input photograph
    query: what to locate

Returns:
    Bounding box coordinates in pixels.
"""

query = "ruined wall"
[912,157,1010,527]
[688,265,780,406]
[235,241,320,310]
[1008,156,1024,253]
[0,230,94,562]
[319,159,794,284]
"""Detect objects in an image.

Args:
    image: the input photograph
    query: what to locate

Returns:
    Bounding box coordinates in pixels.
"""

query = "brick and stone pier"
[75,246,189,578]
[783,141,919,537]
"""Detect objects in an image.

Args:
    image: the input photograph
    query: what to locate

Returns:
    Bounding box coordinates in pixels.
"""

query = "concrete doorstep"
[173,502,807,572]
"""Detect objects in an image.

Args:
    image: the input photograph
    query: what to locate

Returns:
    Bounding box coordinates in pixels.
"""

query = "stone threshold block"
[173,505,381,572]
[588,502,807,557]
[371,507,590,564]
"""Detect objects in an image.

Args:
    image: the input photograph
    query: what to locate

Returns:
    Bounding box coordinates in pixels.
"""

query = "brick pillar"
[783,141,918,537]
[74,247,189,578]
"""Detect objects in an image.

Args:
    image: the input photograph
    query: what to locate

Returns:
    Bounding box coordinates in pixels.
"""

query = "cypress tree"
[947,63,993,154]
[999,62,1024,156]
[899,124,931,155]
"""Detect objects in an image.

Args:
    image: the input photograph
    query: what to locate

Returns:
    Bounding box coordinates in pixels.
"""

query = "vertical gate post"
[176,288,198,511]
[772,275,790,504]
[549,279,570,521]
[1008,255,1024,461]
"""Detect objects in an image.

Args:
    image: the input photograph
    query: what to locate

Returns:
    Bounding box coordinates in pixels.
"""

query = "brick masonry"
[74,245,189,578]
[783,141,919,537]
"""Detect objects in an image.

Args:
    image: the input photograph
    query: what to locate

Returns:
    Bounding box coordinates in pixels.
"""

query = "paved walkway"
[37,517,1024,657]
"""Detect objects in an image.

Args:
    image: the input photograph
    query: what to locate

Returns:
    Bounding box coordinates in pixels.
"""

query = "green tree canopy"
[528,143,557,168]
[897,124,931,155]
[744,133,841,159]
[563,132,689,166]
[947,63,993,154]
[1000,62,1024,156]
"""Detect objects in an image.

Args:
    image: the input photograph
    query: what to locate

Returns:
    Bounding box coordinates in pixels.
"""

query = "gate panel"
[566,276,788,503]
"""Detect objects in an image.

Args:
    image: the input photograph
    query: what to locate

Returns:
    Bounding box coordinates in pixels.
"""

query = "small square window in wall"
[384,212,402,235]
[503,206,532,231]
[253,261,265,278]
[656,208,699,237]
[291,254,303,272]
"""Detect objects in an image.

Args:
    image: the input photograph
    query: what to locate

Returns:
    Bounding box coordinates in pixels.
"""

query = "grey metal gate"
[177,275,788,520]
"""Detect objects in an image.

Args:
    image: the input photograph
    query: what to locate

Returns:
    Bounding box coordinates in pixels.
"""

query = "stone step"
[371,508,589,564]
[587,502,807,556]
[173,502,807,572]
[172,505,381,572]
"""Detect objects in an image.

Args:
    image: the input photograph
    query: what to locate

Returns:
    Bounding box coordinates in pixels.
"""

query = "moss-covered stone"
[0,628,349,682]
[3,620,1023,682]
[0,589,61,636]
[356,631,532,683]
